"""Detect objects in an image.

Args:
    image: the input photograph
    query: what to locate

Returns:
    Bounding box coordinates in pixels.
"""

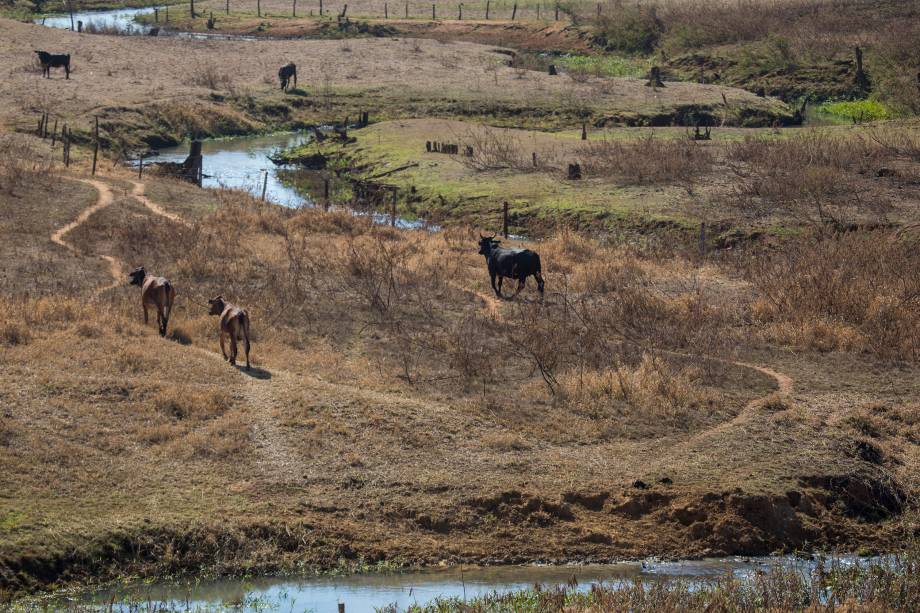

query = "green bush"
[816,100,890,123]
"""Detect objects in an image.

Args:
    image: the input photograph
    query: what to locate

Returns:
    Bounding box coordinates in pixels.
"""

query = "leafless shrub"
[725,131,892,232]
[185,63,234,91]
[578,134,713,189]
[747,231,920,360]
[460,128,561,173]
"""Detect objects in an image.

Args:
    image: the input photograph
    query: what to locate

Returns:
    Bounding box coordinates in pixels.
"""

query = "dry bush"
[559,353,723,436]
[747,231,920,360]
[578,134,713,189]
[459,127,561,173]
[185,63,235,91]
[725,131,893,231]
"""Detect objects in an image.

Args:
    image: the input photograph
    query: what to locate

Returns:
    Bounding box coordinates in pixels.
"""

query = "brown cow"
[207,295,251,370]
[128,266,176,337]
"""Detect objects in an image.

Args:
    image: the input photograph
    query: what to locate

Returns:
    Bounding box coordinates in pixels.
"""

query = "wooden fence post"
[485,0,489,18]
[138,154,144,179]
[324,177,330,210]
[502,201,509,237]
[555,3,558,19]
[257,0,261,17]
[390,192,397,227]
[154,7,159,21]
[92,116,99,176]
[581,122,587,140]
[432,3,435,19]
[338,603,345,613]
[261,170,269,201]
[293,0,296,16]
[68,0,75,30]
[319,0,323,15]
[405,1,408,17]
[384,2,387,17]
[511,3,516,19]
[191,0,195,18]
[51,119,58,146]
[458,3,462,19]
[165,5,169,21]
[699,222,706,257]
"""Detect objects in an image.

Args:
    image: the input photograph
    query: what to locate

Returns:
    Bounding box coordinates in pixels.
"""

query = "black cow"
[278,62,297,91]
[35,50,70,79]
[478,234,545,299]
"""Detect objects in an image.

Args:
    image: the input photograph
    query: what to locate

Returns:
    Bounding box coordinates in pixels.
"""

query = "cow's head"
[208,295,226,316]
[128,266,146,286]
[478,234,499,256]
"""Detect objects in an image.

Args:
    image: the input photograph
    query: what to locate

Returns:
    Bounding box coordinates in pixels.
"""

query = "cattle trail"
[129,180,188,225]
[51,177,127,296]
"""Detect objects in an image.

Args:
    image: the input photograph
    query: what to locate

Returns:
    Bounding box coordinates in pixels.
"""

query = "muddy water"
[60,557,868,612]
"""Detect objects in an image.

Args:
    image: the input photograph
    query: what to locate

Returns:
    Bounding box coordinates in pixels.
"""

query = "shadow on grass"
[237,365,272,380]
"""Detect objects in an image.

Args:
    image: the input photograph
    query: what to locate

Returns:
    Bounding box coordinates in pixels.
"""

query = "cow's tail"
[162,280,174,330]
[534,253,545,295]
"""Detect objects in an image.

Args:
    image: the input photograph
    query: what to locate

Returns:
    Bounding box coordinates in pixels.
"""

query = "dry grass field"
[1,128,919,597]
[0,0,919,605]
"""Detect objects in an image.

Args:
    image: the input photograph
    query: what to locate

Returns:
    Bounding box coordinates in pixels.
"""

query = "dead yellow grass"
[0,136,917,597]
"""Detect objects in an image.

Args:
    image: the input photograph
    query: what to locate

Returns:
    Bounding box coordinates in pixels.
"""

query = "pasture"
[1,0,919,608]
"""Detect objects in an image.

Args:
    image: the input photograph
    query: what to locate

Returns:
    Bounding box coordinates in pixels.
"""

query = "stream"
[48,556,869,612]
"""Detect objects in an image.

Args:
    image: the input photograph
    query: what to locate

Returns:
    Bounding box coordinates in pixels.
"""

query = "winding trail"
[129,180,188,225]
[50,177,126,296]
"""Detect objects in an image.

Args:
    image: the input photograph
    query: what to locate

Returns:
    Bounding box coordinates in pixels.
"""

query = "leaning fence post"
[581,122,587,140]
[92,116,99,176]
[458,3,462,19]
[699,222,706,257]
[502,201,509,237]
[511,3,516,19]
[485,0,490,18]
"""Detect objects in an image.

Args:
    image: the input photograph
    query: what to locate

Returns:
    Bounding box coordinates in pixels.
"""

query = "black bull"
[278,63,297,91]
[478,235,545,299]
[35,50,70,79]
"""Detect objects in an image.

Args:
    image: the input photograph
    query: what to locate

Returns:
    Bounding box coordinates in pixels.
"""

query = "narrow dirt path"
[129,180,188,225]
[51,177,126,296]
[50,178,114,253]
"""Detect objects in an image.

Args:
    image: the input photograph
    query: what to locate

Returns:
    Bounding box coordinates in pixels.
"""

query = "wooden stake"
[390,193,397,227]
[555,3,558,19]
[165,5,169,21]
[405,1,408,18]
[92,143,98,175]
[699,222,706,257]
[293,0,296,16]
[51,119,58,146]
[485,0,489,18]
[511,2,516,19]
[138,154,144,179]
[581,122,587,140]
[384,2,387,17]
[191,0,196,18]
[261,171,269,201]
[432,3,435,19]
[155,7,159,21]
[257,0,261,17]
[502,201,509,237]
[319,0,323,15]
[458,3,462,19]
[226,0,229,14]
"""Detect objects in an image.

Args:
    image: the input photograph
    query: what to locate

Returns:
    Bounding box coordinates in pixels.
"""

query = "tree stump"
[854,46,869,92]
[646,66,664,88]
[567,163,581,180]
[548,64,557,75]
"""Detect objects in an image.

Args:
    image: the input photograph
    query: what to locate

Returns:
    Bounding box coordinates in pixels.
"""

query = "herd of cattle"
[33,49,546,368]
[126,238,542,370]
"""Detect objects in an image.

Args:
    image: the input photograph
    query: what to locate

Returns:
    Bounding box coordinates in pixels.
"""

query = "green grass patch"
[555,54,651,78]
[815,100,890,124]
